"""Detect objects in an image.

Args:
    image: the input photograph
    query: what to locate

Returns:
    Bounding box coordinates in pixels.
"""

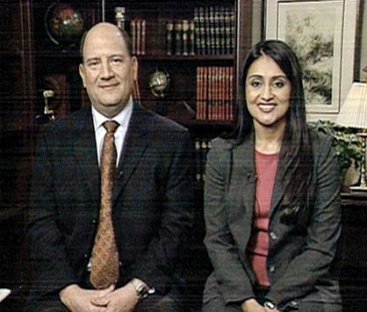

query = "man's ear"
[132,57,138,81]
[79,63,86,88]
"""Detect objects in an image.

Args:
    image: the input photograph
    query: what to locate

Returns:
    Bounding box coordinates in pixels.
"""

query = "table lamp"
[336,82,367,190]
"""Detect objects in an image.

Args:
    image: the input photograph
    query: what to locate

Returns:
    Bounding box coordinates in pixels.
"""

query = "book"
[182,20,189,56]
[174,20,182,56]
[189,20,195,55]
[141,19,146,55]
[166,20,174,55]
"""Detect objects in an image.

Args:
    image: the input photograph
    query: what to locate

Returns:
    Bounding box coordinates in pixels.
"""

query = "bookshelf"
[0,0,254,309]
[25,0,253,184]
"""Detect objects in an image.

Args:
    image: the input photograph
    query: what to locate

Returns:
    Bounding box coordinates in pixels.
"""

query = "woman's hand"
[241,298,266,312]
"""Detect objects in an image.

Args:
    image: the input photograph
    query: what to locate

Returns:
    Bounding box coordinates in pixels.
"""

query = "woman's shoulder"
[308,125,333,147]
[308,125,335,162]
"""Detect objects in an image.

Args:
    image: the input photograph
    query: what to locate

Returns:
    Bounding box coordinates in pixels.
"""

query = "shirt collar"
[92,97,134,131]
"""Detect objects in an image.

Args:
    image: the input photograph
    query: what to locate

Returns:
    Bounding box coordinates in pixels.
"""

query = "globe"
[46,3,85,46]
[149,70,170,98]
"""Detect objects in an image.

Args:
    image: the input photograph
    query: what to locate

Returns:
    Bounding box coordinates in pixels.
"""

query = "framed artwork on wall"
[265,0,360,114]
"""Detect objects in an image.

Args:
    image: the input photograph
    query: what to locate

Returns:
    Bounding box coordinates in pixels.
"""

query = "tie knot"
[103,120,119,134]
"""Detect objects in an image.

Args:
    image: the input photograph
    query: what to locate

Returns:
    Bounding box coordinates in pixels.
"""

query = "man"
[27,22,194,312]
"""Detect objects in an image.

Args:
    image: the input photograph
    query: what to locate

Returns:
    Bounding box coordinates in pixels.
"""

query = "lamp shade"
[336,82,367,129]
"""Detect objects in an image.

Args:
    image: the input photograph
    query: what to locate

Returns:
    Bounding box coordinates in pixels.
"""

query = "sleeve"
[27,129,79,300]
[266,134,342,308]
[203,140,255,305]
[131,129,195,293]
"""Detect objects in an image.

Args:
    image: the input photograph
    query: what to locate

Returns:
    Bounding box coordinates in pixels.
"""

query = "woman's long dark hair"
[234,40,314,224]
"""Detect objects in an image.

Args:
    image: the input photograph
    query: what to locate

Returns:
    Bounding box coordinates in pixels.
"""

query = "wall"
[360,0,367,83]
[252,0,366,122]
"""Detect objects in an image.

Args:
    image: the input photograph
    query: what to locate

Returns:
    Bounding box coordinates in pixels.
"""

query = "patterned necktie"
[90,120,120,289]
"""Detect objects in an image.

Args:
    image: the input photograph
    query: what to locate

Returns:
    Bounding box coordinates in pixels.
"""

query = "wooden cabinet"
[0,0,253,309]
[339,192,367,311]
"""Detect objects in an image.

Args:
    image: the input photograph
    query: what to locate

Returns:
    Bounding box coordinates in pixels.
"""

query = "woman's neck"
[254,122,285,154]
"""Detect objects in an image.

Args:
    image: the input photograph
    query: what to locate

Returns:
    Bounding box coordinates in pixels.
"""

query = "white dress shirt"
[92,97,133,166]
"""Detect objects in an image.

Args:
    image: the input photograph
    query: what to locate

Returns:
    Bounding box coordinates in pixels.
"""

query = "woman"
[202,40,342,312]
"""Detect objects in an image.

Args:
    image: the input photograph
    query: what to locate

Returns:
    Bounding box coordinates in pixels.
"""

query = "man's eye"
[88,61,99,67]
[111,58,123,64]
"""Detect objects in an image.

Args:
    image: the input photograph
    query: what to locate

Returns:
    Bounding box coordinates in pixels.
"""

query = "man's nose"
[101,61,113,79]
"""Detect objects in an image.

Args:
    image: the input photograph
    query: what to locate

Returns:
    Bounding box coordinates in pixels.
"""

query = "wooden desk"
[339,192,367,311]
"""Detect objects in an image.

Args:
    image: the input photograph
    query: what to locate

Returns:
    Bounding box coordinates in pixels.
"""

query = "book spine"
[136,18,141,55]
[198,7,205,55]
[229,66,234,120]
[229,6,235,55]
[141,19,146,55]
[224,6,231,55]
[174,20,182,56]
[182,19,189,56]
[166,20,174,55]
[189,20,195,55]
[131,19,136,55]
[204,6,210,55]
[196,67,201,120]
[203,67,208,120]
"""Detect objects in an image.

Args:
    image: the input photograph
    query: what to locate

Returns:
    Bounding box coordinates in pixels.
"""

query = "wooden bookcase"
[0,0,253,310]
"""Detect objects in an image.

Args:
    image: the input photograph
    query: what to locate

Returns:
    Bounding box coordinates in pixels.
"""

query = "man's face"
[79,23,138,118]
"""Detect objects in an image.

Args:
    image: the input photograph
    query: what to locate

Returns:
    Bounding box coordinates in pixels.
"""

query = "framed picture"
[266,0,359,114]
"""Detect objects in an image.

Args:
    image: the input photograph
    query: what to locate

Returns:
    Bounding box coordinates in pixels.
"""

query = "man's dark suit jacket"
[27,103,194,309]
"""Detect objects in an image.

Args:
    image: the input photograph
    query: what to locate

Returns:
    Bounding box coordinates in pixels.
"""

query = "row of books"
[196,66,235,121]
[121,5,235,56]
[130,18,146,55]
[166,20,195,56]
[194,5,235,55]
[194,138,212,182]
[166,5,235,56]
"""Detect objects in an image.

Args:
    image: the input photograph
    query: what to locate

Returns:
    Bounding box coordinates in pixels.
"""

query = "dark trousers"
[202,285,342,312]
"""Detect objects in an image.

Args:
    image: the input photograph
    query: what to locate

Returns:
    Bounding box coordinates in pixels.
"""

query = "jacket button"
[269,231,277,240]
[269,265,275,272]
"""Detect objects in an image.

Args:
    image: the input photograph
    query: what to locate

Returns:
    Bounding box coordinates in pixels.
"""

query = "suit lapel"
[113,104,149,201]
[72,108,100,205]
[270,155,286,214]
[230,135,256,250]
[238,134,256,214]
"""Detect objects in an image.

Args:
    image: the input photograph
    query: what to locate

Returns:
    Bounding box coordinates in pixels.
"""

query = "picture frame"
[265,0,360,114]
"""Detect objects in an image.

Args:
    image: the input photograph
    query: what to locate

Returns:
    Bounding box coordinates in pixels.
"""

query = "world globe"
[149,69,170,98]
[45,3,85,46]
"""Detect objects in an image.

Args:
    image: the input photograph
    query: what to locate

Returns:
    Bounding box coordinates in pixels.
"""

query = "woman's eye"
[250,80,261,88]
[274,80,286,88]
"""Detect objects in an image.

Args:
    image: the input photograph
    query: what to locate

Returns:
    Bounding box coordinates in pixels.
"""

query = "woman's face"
[245,54,291,130]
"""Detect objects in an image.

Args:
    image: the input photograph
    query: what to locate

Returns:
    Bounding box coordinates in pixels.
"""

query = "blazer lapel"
[113,104,149,201]
[239,134,256,214]
[72,109,100,205]
[270,157,286,215]
[230,135,256,250]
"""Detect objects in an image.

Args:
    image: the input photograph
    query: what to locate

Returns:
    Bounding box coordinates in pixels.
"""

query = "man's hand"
[59,284,115,312]
[92,282,139,312]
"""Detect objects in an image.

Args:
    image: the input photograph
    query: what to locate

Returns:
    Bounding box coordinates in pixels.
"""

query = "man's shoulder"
[38,107,92,139]
[133,104,189,134]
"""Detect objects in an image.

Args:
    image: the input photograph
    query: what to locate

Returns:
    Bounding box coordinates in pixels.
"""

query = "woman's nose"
[261,84,273,101]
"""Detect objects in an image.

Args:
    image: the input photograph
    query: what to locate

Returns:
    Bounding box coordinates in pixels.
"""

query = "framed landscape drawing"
[266,0,359,114]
